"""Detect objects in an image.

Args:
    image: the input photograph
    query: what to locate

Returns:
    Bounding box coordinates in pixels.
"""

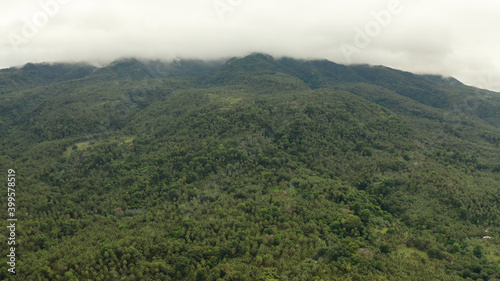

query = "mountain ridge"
[3,53,498,92]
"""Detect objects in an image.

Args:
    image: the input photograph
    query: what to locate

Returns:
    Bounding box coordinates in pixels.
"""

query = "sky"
[1,0,499,91]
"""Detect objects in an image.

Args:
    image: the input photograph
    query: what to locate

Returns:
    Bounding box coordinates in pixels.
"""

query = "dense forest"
[0,53,499,280]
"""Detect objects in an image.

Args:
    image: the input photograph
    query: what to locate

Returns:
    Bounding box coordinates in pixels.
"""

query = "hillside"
[0,54,499,280]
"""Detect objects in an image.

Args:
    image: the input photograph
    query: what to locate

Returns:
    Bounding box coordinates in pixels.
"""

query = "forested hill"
[0,54,499,280]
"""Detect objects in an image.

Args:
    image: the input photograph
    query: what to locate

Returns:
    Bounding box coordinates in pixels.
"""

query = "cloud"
[1,0,499,91]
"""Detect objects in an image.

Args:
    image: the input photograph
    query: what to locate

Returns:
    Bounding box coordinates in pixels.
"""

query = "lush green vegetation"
[0,54,499,280]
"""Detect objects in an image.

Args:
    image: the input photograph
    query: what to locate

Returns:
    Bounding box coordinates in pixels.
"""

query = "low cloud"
[1,0,499,91]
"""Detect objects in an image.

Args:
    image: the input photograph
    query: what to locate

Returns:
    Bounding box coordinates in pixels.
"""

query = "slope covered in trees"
[0,54,499,280]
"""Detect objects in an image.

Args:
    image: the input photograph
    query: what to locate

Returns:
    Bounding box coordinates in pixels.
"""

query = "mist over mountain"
[0,53,499,280]
[2,1,500,92]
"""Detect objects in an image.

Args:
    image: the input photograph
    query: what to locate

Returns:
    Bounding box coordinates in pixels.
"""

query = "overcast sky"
[1,0,499,91]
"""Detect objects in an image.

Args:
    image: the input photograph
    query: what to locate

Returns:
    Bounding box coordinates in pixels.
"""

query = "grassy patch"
[396,246,429,260]
[206,92,245,110]
[121,136,135,144]
[62,141,91,157]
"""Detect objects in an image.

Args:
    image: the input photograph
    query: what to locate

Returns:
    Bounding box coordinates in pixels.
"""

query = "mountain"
[0,62,97,94]
[0,54,499,280]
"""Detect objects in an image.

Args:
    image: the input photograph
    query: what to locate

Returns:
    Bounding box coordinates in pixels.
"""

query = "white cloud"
[1,0,499,91]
